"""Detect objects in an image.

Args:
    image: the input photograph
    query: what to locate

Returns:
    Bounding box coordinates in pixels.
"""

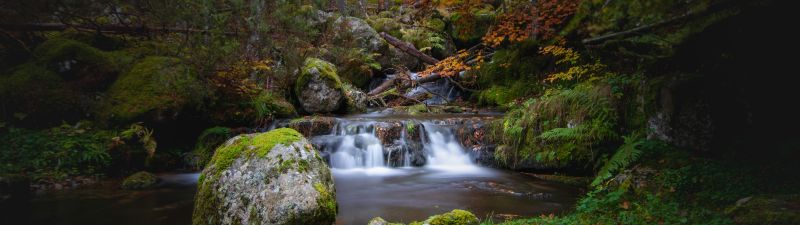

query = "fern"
[591,133,645,187]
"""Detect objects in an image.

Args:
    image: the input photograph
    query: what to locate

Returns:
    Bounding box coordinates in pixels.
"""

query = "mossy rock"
[367,217,404,225]
[99,56,207,123]
[193,128,336,225]
[727,195,800,225]
[192,127,232,168]
[33,38,116,83]
[295,58,344,113]
[0,63,82,126]
[121,171,158,189]
[369,17,403,38]
[422,209,479,225]
[252,92,297,118]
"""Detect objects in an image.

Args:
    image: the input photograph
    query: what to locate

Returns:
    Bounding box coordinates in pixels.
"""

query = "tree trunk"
[379,32,440,65]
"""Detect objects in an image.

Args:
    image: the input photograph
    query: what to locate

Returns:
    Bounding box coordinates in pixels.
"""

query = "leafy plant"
[592,133,645,187]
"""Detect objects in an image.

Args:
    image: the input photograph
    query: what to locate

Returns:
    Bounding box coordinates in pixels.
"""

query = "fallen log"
[380,32,439,65]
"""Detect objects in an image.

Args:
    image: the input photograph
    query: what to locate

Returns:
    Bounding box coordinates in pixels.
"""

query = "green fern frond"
[591,133,644,187]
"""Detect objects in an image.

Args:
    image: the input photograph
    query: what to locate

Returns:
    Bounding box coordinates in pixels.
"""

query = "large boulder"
[193,128,336,225]
[332,16,386,54]
[295,58,344,114]
[331,16,421,70]
[99,56,207,123]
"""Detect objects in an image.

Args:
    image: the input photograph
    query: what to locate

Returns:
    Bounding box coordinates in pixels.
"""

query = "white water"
[325,120,474,173]
[330,133,385,168]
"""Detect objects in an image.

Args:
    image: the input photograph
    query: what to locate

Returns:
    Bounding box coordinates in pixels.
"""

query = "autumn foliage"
[483,0,579,47]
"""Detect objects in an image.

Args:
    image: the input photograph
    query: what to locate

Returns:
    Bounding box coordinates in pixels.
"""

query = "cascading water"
[422,122,473,167]
[319,121,387,169]
[306,118,474,170]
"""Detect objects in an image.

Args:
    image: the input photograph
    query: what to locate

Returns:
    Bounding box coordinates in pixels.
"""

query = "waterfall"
[422,122,473,167]
[308,118,475,170]
[327,123,385,169]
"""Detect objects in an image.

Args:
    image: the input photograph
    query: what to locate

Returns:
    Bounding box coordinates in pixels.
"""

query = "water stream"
[7,114,580,225]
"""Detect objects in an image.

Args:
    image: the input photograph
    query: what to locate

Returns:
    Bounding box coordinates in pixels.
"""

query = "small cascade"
[321,121,386,169]
[402,72,463,105]
[421,122,473,167]
[270,114,499,170]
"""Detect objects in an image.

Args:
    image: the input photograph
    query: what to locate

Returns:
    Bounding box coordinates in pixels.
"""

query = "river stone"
[121,171,158,189]
[192,128,337,225]
[295,58,344,113]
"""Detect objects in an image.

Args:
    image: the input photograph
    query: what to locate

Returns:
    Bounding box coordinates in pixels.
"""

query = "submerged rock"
[295,58,344,113]
[121,171,158,189]
[192,128,336,225]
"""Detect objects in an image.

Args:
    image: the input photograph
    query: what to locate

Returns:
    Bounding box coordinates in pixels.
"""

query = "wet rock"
[343,84,368,113]
[287,116,336,137]
[193,128,336,225]
[367,217,390,225]
[296,58,344,113]
[122,171,158,189]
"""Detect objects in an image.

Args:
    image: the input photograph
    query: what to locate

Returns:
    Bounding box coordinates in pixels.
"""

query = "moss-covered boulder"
[99,56,207,123]
[33,38,117,87]
[295,58,344,114]
[423,209,479,225]
[369,17,403,38]
[727,195,800,225]
[0,63,83,126]
[121,171,158,189]
[193,128,336,225]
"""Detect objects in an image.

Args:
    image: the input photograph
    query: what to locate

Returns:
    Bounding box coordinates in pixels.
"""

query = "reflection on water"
[4,173,198,225]
[333,167,580,225]
[4,169,578,225]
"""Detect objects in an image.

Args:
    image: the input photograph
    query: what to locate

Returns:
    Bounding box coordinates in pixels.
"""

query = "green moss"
[295,57,343,99]
[193,127,232,168]
[251,92,297,119]
[727,195,800,225]
[334,48,380,89]
[0,63,82,125]
[250,128,303,157]
[33,38,112,70]
[369,17,403,38]
[407,104,429,115]
[424,209,479,225]
[491,80,619,169]
[195,127,306,224]
[313,182,337,219]
[100,56,207,122]
[204,128,303,181]
[121,171,158,189]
